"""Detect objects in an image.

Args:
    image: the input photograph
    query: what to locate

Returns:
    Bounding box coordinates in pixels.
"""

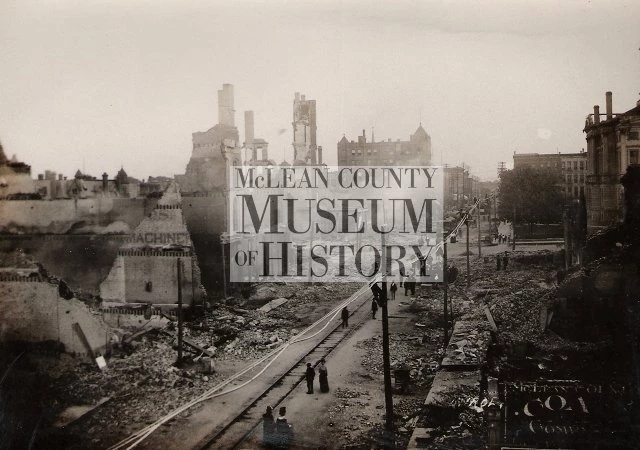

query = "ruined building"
[292,92,321,165]
[100,182,202,306]
[337,125,431,167]
[176,84,243,295]
[0,143,34,199]
[583,92,640,228]
[243,110,272,165]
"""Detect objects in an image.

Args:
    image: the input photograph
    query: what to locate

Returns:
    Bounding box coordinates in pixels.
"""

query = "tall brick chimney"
[594,105,600,124]
[606,91,612,120]
[244,111,254,145]
[218,84,235,127]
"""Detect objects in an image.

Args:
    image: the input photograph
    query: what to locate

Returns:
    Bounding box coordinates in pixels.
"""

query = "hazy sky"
[1,0,638,181]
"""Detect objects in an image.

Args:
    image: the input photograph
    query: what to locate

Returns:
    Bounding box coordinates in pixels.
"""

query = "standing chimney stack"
[217,84,235,127]
[244,111,255,145]
[594,105,600,124]
[606,91,612,120]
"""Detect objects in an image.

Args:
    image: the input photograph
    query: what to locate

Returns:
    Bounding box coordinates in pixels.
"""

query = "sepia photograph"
[1,1,639,448]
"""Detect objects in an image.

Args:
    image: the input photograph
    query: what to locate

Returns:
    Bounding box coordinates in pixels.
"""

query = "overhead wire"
[108,283,374,450]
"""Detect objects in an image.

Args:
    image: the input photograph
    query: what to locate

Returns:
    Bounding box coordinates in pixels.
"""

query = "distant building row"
[0,144,169,200]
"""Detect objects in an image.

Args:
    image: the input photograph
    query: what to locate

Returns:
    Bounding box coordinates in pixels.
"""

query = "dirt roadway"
[239,287,438,449]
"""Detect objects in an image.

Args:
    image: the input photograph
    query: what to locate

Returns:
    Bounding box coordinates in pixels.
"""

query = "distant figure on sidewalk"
[275,406,292,447]
[341,306,349,328]
[318,358,329,393]
[305,362,315,394]
[262,406,276,447]
[390,281,397,300]
[371,297,378,319]
[408,274,416,295]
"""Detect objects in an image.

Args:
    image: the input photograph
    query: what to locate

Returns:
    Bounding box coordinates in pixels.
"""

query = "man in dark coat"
[371,297,379,319]
[341,306,349,328]
[305,362,315,394]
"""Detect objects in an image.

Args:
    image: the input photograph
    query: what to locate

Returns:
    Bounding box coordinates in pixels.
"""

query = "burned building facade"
[0,144,34,199]
[292,92,321,165]
[176,84,244,295]
[584,92,640,228]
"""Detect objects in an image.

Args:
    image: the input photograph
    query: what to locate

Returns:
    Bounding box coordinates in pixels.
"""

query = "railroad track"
[198,289,375,450]
[109,282,375,450]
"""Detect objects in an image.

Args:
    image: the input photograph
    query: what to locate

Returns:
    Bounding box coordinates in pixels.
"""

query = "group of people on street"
[262,406,292,448]
[401,273,417,295]
[305,358,329,394]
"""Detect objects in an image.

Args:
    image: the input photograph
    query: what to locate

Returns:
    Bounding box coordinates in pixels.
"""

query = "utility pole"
[221,235,228,300]
[466,217,471,289]
[512,206,516,251]
[477,200,482,258]
[443,242,449,346]
[177,257,183,365]
[563,207,571,270]
[380,227,394,432]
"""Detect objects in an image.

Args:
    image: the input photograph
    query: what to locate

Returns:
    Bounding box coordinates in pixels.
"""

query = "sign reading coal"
[228,165,443,283]
[503,380,630,448]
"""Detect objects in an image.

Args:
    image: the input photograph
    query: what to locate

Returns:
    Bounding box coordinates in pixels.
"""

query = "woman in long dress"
[318,359,329,393]
[262,406,276,447]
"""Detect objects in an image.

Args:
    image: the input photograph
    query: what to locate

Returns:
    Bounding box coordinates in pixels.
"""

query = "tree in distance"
[497,166,564,226]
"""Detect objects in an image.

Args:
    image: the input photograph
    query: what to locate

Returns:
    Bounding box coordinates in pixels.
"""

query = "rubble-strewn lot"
[34,282,359,449]
[7,246,634,449]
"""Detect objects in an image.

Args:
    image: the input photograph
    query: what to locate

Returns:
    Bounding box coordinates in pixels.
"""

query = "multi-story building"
[560,153,587,199]
[513,151,587,199]
[443,165,471,211]
[583,91,640,228]
[337,125,431,167]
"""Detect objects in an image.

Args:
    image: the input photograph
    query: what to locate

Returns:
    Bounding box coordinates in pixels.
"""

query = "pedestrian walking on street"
[371,297,378,319]
[305,362,315,394]
[390,281,397,300]
[399,270,404,288]
[262,406,276,447]
[275,406,292,448]
[341,306,349,328]
[318,358,329,393]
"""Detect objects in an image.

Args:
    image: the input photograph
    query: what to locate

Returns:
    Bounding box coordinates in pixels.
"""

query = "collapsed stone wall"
[0,279,110,356]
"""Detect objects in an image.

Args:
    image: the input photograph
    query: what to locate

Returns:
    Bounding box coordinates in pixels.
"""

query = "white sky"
[1,0,638,181]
